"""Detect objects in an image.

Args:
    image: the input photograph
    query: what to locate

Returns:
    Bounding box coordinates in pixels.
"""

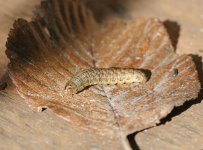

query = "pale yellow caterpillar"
[65,68,149,94]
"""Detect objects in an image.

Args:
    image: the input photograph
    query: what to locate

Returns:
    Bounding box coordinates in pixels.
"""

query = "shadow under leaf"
[163,20,181,51]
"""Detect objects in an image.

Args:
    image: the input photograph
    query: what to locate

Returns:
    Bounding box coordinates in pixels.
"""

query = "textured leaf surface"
[6,0,200,140]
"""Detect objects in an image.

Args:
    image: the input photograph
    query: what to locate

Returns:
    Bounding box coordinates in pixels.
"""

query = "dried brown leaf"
[6,0,200,146]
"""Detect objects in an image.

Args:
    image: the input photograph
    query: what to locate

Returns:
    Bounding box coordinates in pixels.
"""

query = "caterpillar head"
[64,81,77,95]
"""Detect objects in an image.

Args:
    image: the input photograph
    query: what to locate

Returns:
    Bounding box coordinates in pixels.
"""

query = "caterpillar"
[65,68,149,94]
